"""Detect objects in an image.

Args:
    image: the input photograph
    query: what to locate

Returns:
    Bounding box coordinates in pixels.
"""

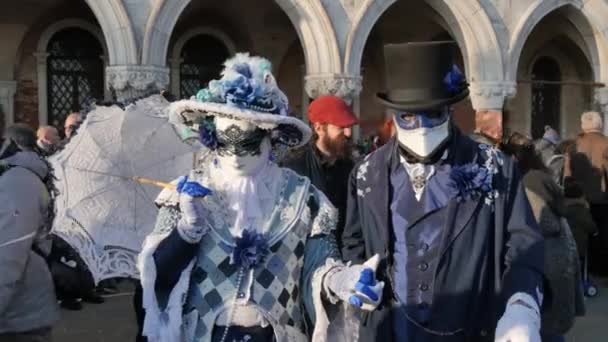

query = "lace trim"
[52,216,141,284]
[310,188,338,237]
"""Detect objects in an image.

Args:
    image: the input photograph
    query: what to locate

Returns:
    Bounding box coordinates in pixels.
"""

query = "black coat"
[341,130,545,341]
[282,144,354,248]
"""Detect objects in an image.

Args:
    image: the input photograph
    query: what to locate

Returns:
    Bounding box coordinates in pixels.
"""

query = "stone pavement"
[54,279,608,341]
[566,276,608,342]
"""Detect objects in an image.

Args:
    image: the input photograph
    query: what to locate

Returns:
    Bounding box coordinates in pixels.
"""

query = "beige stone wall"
[3,0,608,138]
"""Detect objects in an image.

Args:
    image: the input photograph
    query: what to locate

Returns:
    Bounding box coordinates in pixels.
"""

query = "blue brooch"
[448,163,493,202]
[230,230,270,270]
[448,144,503,207]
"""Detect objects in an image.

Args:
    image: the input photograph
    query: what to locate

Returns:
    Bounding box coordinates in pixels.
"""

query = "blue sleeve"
[301,233,341,325]
[151,207,198,309]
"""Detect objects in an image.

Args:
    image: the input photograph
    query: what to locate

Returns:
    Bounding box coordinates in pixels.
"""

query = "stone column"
[595,87,608,135]
[35,52,50,126]
[304,73,363,139]
[468,81,517,142]
[169,58,183,98]
[0,81,17,126]
[106,65,170,102]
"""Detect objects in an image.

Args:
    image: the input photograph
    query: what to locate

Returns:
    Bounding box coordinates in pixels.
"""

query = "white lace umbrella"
[50,95,198,284]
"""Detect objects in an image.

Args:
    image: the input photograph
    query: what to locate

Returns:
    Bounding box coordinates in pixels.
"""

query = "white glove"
[176,176,212,243]
[495,293,541,342]
[324,254,385,311]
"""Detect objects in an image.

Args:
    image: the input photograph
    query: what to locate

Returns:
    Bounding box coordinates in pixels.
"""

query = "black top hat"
[376,41,469,112]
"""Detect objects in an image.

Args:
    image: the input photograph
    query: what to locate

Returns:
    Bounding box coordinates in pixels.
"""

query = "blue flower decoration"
[199,119,218,150]
[448,163,493,202]
[230,230,270,270]
[443,65,466,95]
[193,54,287,115]
[232,62,252,78]
[176,176,213,198]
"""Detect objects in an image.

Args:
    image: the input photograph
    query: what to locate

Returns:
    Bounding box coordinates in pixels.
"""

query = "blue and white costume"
[138,54,383,342]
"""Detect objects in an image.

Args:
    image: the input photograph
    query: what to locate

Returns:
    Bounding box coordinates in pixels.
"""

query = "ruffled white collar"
[208,160,279,236]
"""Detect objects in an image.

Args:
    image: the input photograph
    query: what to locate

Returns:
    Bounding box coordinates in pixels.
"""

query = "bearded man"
[283,95,358,248]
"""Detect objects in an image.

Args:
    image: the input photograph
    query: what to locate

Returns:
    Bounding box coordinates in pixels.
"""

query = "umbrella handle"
[132,177,177,190]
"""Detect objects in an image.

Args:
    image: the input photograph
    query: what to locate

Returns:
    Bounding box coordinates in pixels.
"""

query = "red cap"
[308,96,358,127]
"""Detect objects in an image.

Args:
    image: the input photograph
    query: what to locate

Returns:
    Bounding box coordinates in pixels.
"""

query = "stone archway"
[141,0,341,76]
[35,19,109,126]
[83,0,137,65]
[506,4,598,138]
[507,1,605,85]
[168,27,237,97]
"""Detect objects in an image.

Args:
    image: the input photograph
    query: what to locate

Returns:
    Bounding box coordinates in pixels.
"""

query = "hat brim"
[375,89,469,112]
[169,100,312,148]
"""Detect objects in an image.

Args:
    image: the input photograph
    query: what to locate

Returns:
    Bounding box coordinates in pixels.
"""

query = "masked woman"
[138,54,384,342]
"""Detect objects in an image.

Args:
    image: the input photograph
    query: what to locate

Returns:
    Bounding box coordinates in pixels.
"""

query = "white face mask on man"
[393,107,451,160]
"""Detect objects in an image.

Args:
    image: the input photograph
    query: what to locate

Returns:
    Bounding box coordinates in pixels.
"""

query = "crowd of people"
[1,45,607,342]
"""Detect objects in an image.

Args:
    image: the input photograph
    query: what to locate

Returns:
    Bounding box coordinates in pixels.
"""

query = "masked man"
[138,54,384,342]
[341,42,544,342]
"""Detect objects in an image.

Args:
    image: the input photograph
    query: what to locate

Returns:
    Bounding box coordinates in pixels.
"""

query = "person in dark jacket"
[341,41,545,342]
[282,95,358,248]
[566,111,608,274]
[0,133,59,341]
[563,176,598,261]
[504,133,584,342]
[4,124,37,151]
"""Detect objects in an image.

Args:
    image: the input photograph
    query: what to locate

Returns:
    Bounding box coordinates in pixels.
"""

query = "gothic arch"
[142,0,341,75]
[83,0,138,64]
[169,27,237,96]
[344,0,504,83]
[37,19,107,57]
[36,19,109,126]
[171,27,237,62]
[508,0,608,84]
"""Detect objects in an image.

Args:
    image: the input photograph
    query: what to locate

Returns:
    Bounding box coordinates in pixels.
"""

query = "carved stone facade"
[3,0,608,139]
[304,74,363,102]
[106,65,171,101]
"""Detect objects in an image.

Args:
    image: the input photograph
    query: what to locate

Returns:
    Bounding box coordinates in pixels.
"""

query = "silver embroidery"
[478,144,503,207]
[356,160,371,198]
[356,160,369,181]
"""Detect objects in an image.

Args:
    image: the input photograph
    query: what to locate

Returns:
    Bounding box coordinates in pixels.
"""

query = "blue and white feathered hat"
[169,53,311,148]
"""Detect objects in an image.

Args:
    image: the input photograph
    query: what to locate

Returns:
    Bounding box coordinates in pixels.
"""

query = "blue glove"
[177,176,212,198]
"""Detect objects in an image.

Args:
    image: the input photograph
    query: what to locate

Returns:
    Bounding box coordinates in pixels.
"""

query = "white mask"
[393,108,451,159]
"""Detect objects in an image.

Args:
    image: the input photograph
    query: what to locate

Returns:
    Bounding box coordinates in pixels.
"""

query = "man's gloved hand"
[324,254,385,311]
[495,293,541,342]
[176,176,212,243]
